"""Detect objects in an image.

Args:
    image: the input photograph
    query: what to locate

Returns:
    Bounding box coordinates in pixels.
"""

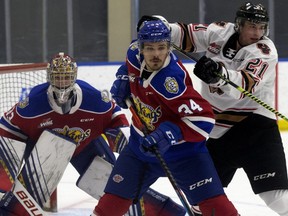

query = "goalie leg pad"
[19,129,77,207]
[105,127,129,153]
[76,156,113,200]
[73,134,116,200]
[0,130,76,215]
[71,134,116,175]
[0,136,26,191]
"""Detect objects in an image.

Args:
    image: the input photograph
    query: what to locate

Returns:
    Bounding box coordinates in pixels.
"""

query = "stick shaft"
[125,98,194,216]
[172,44,288,122]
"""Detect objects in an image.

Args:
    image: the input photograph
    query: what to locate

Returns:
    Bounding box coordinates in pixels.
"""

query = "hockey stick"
[1,131,76,215]
[125,98,195,216]
[13,179,47,216]
[0,160,47,216]
[0,137,47,215]
[172,43,288,122]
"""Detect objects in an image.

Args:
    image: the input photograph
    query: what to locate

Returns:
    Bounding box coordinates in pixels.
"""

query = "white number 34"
[178,99,203,114]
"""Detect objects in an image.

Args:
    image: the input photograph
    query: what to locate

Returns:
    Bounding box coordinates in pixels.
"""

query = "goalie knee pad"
[76,156,113,200]
[259,189,288,215]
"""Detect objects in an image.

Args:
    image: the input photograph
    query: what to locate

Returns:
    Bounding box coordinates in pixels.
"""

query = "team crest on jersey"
[214,21,227,28]
[130,43,138,51]
[257,43,271,55]
[53,125,91,144]
[209,86,224,95]
[17,97,29,108]
[112,174,124,183]
[164,77,179,94]
[134,97,161,131]
[208,42,221,55]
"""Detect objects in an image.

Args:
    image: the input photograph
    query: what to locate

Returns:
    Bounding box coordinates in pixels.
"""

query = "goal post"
[0,63,57,212]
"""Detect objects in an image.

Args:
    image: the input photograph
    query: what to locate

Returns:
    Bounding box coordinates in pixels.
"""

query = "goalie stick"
[125,98,195,216]
[13,179,46,216]
[0,137,46,216]
[172,43,288,122]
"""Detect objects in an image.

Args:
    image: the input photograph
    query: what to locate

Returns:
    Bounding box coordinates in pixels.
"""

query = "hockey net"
[0,63,57,212]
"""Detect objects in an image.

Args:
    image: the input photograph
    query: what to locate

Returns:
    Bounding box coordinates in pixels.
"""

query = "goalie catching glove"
[194,55,228,87]
[140,121,182,156]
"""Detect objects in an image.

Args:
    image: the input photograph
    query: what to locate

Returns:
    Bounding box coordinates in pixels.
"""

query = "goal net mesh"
[0,63,47,117]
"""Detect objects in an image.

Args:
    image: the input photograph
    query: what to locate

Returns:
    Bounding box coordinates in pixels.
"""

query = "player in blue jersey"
[0,53,185,216]
[93,19,239,216]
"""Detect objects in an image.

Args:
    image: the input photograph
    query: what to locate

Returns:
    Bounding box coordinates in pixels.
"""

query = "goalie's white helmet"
[47,52,77,104]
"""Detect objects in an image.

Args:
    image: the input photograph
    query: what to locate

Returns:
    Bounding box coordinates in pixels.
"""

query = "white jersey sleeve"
[170,21,278,138]
[170,22,209,52]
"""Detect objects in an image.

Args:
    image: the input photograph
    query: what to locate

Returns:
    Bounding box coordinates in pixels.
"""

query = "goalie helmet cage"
[0,62,58,212]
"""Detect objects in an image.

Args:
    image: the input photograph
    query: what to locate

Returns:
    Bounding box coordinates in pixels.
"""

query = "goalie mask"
[235,2,269,36]
[47,52,77,105]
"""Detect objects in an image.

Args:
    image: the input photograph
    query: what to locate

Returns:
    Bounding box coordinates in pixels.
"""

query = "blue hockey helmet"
[137,19,171,49]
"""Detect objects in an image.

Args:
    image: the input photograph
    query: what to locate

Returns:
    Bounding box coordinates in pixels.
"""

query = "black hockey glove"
[194,56,226,86]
